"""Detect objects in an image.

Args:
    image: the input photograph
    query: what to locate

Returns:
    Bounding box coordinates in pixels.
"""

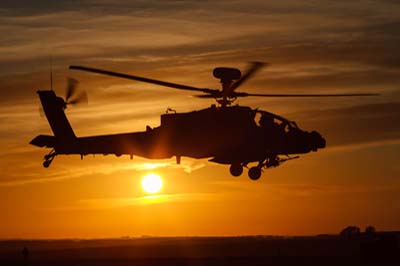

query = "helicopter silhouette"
[30,62,378,180]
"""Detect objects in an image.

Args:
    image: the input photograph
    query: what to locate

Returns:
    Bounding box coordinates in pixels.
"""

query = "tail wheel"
[248,167,262,180]
[229,163,243,177]
[43,150,56,168]
[43,160,51,168]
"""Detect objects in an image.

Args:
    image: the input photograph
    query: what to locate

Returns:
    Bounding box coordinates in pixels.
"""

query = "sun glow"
[141,173,163,194]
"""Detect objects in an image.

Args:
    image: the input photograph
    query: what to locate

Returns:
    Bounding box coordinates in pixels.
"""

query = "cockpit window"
[254,112,262,127]
[254,111,298,134]
[254,110,298,130]
[289,121,298,129]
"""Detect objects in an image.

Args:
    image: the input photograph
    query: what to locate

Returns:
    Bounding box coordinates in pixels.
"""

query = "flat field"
[1,233,399,265]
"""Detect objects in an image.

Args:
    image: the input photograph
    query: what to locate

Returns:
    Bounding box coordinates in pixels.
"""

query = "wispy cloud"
[0,167,97,187]
[0,156,207,187]
[41,192,220,211]
[128,160,206,173]
[210,180,400,198]
[324,138,400,153]
[269,183,400,197]
[286,102,400,147]
[1,0,399,102]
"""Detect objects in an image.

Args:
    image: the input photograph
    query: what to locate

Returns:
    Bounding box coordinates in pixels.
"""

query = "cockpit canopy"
[254,110,299,133]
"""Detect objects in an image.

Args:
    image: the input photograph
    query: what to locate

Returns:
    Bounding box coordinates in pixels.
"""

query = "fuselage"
[31,90,325,173]
[51,105,325,164]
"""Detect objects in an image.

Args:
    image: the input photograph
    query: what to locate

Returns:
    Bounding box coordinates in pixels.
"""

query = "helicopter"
[30,62,378,180]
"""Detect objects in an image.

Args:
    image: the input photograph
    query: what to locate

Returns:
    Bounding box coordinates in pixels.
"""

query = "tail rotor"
[63,77,88,108]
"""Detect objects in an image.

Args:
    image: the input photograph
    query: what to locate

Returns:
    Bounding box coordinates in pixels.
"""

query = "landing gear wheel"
[248,167,262,181]
[229,163,243,177]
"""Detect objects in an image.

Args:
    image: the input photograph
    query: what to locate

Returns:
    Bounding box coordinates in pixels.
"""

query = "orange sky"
[0,0,399,238]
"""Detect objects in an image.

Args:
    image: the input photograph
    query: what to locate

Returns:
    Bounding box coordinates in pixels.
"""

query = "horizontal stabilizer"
[30,135,55,148]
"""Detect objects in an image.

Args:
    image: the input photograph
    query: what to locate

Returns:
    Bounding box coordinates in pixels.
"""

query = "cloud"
[41,192,220,211]
[0,168,91,186]
[211,179,400,198]
[128,160,206,174]
[0,0,399,188]
[324,138,400,153]
[0,0,398,123]
[0,155,207,187]
[289,102,400,147]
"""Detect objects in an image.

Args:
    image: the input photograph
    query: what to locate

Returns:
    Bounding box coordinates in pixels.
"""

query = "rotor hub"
[213,67,241,82]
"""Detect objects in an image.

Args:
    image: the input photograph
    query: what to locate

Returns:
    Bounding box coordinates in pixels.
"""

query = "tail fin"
[37,90,76,141]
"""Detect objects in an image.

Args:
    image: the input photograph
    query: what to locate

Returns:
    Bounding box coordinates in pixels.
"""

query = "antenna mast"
[50,55,53,91]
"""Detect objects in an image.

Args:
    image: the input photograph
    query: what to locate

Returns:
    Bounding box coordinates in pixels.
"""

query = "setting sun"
[141,173,163,194]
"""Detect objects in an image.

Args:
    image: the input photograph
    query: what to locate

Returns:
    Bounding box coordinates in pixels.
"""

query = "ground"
[1,233,399,265]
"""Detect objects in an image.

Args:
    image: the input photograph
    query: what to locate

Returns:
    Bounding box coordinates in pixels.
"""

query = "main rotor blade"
[230,61,266,91]
[193,94,219,98]
[234,92,380,97]
[69,65,217,94]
